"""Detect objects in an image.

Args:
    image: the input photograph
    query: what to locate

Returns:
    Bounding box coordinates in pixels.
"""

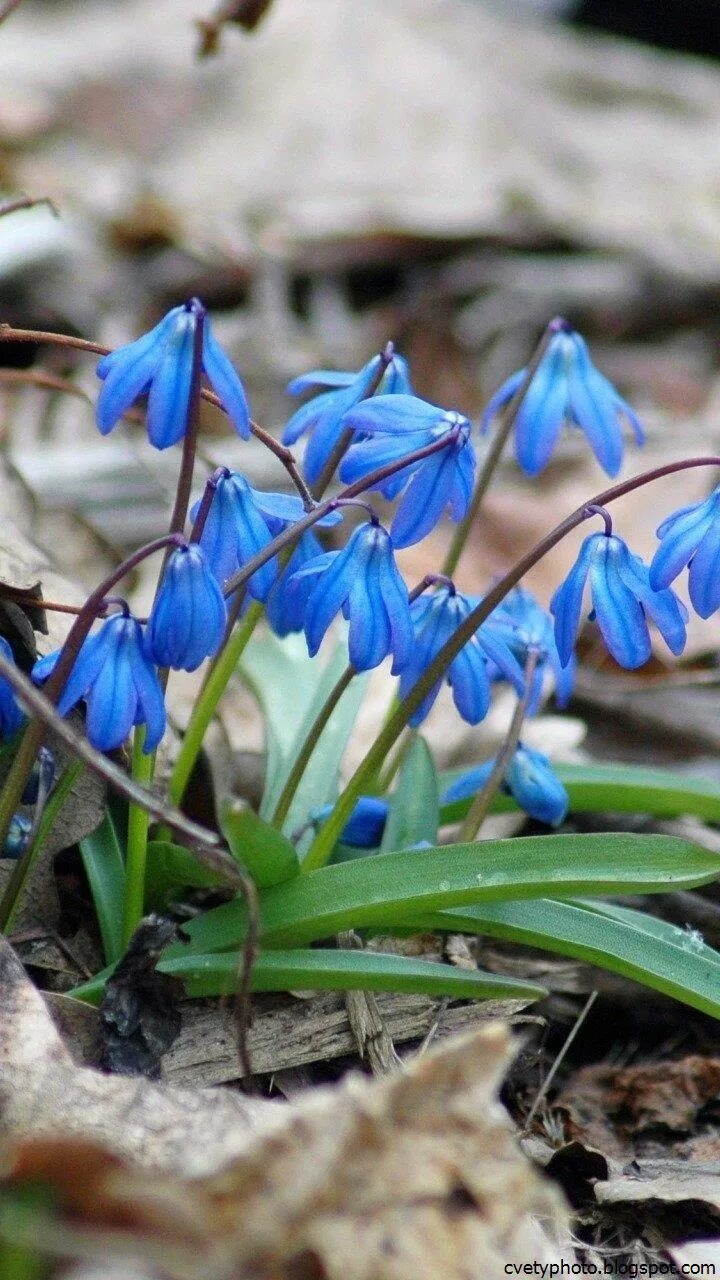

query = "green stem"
[271,664,355,830]
[168,600,263,811]
[0,759,83,933]
[441,318,564,579]
[457,649,538,842]
[123,727,153,946]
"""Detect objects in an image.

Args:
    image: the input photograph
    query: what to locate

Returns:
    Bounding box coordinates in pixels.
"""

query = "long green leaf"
[144,840,224,911]
[440,761,720,825]
[79,812,126,964]
[158,946,547,1001]
[166,831,720,956]
[410,896,720,1019]
[220,800,300,887]
[380,733,439,852]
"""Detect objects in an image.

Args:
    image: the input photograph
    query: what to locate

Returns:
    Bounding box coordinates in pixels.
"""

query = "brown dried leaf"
[0,934,566,1278]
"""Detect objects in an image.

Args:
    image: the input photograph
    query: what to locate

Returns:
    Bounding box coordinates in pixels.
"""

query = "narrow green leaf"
[167,831,720,956]
[144,840,224,911]
[79,812,126,965]
[410,896,720,1020]
[158,945,547,1001]
[440,761,720,825]
[220,799,300,888]
[380,733,439,852]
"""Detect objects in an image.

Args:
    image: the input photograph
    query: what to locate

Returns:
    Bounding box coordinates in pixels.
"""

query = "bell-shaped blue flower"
[33,613,166,752]
[550,532,687,670]
[266,528,325,637]
[398,585,525,727]
[282,349,410,486]
[191,471,279,600]
[288,521,414,672]
[0,637,25,740]
[339,396,476,548]
[145,543,227,672]
[487,586,575,711]
[96,300,250,449]
[313,795,389,848]
[442,743,569,826]
[650,486,720,618]
[482,326,644,478]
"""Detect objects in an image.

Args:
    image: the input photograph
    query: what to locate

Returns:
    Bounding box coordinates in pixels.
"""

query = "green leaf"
[166,831,720,956]
[412,897,720,1020]
[440,760,720,825]
[144,840,225,911]
[158,945,547,1001]
[380,733,439,852]
[220,799,300,888]
[79,812,126,965]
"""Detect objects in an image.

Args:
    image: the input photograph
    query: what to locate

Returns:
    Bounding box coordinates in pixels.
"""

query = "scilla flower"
[442,743,569,827]
[283,348,411,486]
[339,396,476,548]
[650,486,720,617]
[550,531,687,670]
[288,520,414,672]
[313,795,389,848]
[398,584,525,727]
[33,612,165,752]
[487,586,575,711]
[482,323,644,478]
[145,543,227,672]
[191,473,340,601]
[0,637,25,739]
[96,299,250,449]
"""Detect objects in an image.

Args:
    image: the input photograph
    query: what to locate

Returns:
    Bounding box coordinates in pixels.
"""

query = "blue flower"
[0,637,25,739]
[442,743,569,826]
[339,395,476,548]
[145,543,227,672]
[487,586,575,710]
[482,326,644,478]
[288,521,414,671]
[266,528,325,637]
[33,614,165,752]
[191,475,341,603]
[313,795,389,848]
[650,486,720,618]
[550,532,687,670]
[282,349,410,486]
[398,585,525,727]
[96,300,250,449]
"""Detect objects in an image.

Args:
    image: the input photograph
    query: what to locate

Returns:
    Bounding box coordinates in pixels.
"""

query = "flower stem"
[167,299,205,540]
[167,600,264,812]
[302,453,720,870]
[271,665,356,831]
[457,648,539,842]
[441,318,565,579]
[123,727,154,946]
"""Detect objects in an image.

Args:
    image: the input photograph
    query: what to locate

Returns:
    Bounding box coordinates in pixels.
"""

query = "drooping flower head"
[191,473,341,603]
[145,542,227,672]
[96,299,250,449]
[442,743,569,827]
[339,396,476,548]
[0,637,25,740]
[33,612,166,753]
[398,584,525,727]
[650,486,720,618]
[482,323,644,478]
[288,520,414,672]
[313,795,389,849]
[487,585,575,710]
[550,531,687,670]
[282,347,411,487]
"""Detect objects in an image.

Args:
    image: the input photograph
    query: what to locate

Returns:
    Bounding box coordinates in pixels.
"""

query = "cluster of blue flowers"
[1,300,718,835]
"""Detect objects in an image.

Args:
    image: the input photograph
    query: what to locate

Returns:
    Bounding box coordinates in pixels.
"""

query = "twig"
[337,931,403,1076]
[522,990,598,1133]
